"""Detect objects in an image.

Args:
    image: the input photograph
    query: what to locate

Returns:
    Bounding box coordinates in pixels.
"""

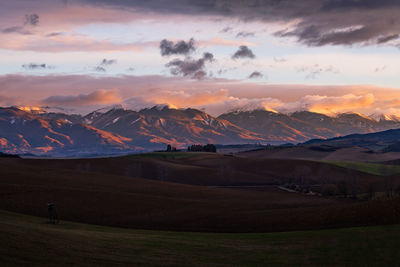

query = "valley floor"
[1,210,399,266]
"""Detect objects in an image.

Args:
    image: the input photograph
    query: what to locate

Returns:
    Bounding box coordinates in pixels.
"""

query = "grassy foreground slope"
[1,210,399,267]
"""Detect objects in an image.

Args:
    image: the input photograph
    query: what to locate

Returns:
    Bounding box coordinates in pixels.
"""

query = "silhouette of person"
[47,203,59,224]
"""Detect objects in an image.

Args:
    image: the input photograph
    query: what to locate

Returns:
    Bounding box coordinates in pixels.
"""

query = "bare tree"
[380,164,395,199]
[337,180,348,198]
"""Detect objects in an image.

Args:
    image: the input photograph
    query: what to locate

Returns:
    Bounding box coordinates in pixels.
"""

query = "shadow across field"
[1,210,400,266]
[1,154,400,232]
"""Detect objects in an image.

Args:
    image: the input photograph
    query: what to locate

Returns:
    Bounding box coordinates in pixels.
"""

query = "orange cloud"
[145,89,229,108]
[284,94,375,115]
[1,74,400,116]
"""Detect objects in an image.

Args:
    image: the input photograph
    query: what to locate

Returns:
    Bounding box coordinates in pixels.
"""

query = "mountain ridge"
[1,106,400,156]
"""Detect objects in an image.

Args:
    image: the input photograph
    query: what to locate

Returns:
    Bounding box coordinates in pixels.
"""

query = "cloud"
[2,74,400,116]
[201,93,377,116]
[374,65,387,73]
[100,58,117,66]
[232,46,255,59]
[22,63,53,70]
[0,33,150,52]
[45,32,63,37]
[377,34,399,44]
[160,38,196,56]
[2,26,25,34]
[236,31,255,38]
[24,14,39,26]
[280,94,375,114]
[220,26,233,33]
[143,89,229,108]
[78,0,400,47]
[2,13,39,35]
[248,71,263,79]
[93,58,117,72]
[296,64,339,79]
[42,89,122,106]
[94,66,106,72]
[166,52,214,79]
[198,37,255,47]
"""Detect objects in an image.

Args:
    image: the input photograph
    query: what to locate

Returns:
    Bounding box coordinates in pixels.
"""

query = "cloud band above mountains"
[1,74,400,117]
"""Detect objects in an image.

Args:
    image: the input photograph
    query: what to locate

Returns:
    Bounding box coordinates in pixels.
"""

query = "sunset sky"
[2,0,400,116]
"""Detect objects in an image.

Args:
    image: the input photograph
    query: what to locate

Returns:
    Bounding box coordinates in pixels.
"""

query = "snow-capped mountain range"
[2,105,400,156]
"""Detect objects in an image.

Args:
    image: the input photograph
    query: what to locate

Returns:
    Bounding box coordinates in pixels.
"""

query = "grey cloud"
[46,32,63,37]
[276,24,398,46]
[100,58,117,66]
[94,66,107,72]
[248,71,263,79]
[297,64,339,80]
[2,26,25,34]
[42,89,121,106]
[24,14,39,26]
[232,46,255,59]
[2,13,39,35]
[377,34,399,44]
[236,31,255,38]
[93,58,117,72]
[160,38,196,56]
[220,26,233,33]
[166,52,214,79]
[22,63,53,70]
[320,0,400,11]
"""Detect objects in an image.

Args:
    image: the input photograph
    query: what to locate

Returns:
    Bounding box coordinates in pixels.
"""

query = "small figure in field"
[47,202,59,224]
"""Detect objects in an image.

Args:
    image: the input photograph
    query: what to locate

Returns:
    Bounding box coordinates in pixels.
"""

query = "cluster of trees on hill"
[187,144,217,152]
[166,144,178,152]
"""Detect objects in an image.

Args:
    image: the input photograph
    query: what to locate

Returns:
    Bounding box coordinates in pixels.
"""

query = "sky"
[2,0,400,116]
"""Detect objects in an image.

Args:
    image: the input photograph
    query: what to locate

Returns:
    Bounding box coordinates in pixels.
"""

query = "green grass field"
[323,161,400,176]
[1,210,400,266]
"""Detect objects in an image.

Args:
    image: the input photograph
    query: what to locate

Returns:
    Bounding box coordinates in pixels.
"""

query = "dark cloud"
[320,0,400,11]
[275,24,399,46]
[2,13,39,35]
[377,34,399,44]
[80,0,400,47]
[46,32,63,37]
[220,26,233,33]
[2,26,25,34]
[100,58,117,66]
[160,38,196,56]
[24,14,39,26]
[232,46,255,59]
[248,71,263,79]
[94,66,107,72]
[42,89,121,106]
[22,63,52,70]
[166,52,214,79]
[93,59,117,72]
[236,31,255,38]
